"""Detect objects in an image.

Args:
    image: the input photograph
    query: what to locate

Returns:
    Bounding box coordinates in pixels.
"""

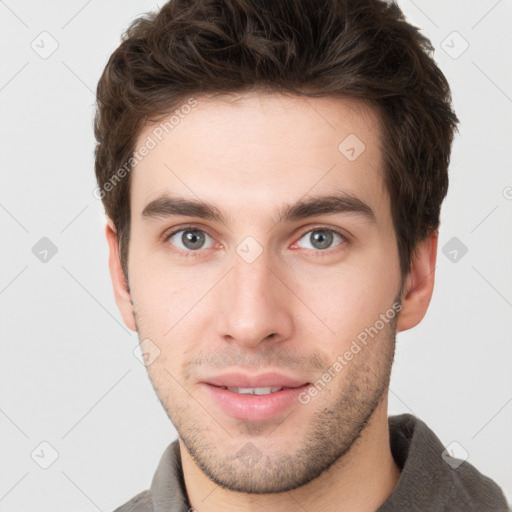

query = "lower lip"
[201,383,310,422]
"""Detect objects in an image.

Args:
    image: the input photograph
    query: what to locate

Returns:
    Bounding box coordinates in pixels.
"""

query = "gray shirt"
[114,413,509,511]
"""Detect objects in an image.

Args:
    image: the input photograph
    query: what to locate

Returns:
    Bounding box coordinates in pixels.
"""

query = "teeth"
[227,386,283,395]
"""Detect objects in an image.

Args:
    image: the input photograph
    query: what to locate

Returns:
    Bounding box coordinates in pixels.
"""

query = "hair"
[94,0,459,283]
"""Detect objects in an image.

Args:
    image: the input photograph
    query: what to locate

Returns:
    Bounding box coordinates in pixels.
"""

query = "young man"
[94,0,509,510]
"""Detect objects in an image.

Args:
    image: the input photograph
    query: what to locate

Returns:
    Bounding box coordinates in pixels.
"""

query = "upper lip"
[202,372,309,389]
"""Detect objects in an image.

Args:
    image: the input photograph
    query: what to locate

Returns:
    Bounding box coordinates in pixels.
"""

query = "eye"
[296,228,345,251]
[167,228,214,252]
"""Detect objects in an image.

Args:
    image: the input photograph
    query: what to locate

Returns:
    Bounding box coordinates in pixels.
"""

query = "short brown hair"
[94,0,459,282]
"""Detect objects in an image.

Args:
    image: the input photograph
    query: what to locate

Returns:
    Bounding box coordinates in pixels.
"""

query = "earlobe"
[397,231,438,333]
[105,218,137,331]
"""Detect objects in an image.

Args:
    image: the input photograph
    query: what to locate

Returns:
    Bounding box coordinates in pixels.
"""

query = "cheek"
[129,261,210,369]
[292,249,400,344]
[129,266,187,349]
[297,276,376,344]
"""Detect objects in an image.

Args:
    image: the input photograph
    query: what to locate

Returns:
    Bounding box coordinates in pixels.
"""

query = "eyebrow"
[141,192,376,225]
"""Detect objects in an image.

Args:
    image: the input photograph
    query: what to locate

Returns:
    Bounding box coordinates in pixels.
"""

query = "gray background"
[1,0,511,510]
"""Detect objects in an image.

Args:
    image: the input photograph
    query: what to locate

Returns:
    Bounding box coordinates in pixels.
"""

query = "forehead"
[130,92,388,224]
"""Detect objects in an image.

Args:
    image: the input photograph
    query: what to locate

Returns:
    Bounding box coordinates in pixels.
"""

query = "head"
[95,0,458,494]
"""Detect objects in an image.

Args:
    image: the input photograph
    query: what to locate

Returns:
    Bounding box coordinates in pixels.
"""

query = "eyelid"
[163,223,215,241]
[162,223,351,254]
[163,224,219,255]
[289,226,349,255]
[295,225,351,244]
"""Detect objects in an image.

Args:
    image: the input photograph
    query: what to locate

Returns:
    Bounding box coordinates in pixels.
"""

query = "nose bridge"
[232,251,273,306]
[218,246,293,346]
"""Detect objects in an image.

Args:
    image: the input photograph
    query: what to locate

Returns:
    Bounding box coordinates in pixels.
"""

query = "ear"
[105,218,137,331]
[397,231,438,332]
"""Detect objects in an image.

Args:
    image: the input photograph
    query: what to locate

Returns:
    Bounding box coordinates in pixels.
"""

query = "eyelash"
[163,224,349,258]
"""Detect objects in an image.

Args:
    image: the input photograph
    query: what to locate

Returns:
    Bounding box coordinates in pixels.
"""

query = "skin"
[106,92,437,511]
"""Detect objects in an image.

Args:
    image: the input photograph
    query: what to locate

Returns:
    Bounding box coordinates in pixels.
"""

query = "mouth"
[200,373,311,422]
[219,386,294,395]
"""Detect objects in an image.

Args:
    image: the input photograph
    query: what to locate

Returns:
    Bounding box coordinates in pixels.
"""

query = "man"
[94,0,509,510]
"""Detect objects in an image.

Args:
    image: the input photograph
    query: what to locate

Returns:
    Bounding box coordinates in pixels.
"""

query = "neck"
[180,394,401,512]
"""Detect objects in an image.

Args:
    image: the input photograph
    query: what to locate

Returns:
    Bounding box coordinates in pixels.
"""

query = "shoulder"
[447,461,510,511]
[112,439,189,512]
[113,490,153,512]
[381,414,509,512]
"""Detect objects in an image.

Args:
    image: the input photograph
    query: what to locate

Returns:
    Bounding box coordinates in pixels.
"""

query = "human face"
[124,92,402,492]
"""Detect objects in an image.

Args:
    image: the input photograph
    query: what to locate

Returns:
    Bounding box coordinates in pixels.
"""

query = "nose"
[216,250,294,349]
